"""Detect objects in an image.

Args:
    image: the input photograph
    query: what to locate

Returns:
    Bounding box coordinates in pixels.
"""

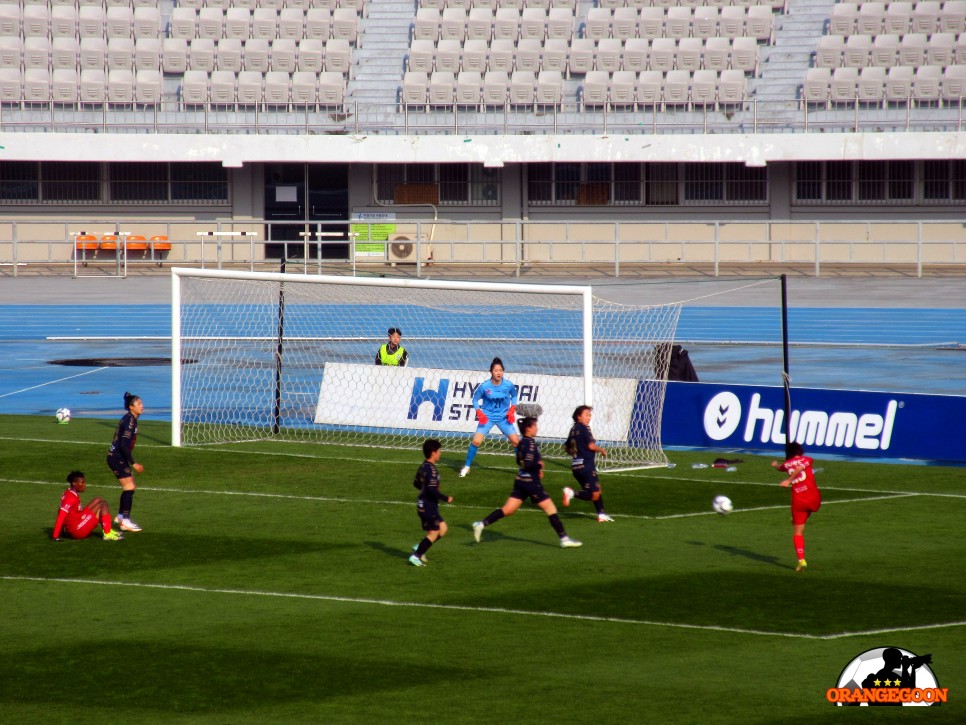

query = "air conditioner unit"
[388,235,432,266]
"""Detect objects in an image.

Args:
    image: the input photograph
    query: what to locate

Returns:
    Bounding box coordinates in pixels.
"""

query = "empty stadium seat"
[829,3,857,35]
[209,70,236,104]
[802,67,831,106]
[581,70,608,108]
[595,38,622,73]
[107,68,134,104]
[942,64,966,102]
[428,70,455,106]
[319,70,346,107]
[830,66,858,104]
[52,68,78,104]
[79,68,106,103]
[870,34,898,68]
[636,70,662,108]
[925,34,955,68]
[885,65,913,103]
[482,70,508,106]
[455,70,482,107]
[941,1,966,34]
[237,70,263,104]
[189,38,216,73]
[271,38,297,73]
[857,65,886,105]
[297,38,324,73]
[135,68,162,104]
[911,1,941,34]
[913,64,942,103]
[718,69,746,105]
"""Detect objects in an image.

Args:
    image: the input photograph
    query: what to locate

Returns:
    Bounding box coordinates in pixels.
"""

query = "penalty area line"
[0,574,819,640]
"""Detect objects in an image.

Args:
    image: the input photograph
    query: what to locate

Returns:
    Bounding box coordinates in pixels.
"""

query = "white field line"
[0,476,957,523]
[5,575,964,641]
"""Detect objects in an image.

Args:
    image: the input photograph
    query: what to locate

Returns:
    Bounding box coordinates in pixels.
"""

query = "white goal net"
[172,269,682,471]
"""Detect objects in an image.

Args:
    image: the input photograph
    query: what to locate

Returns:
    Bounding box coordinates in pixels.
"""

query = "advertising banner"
[660,382,966,463]
[315,363,637,440]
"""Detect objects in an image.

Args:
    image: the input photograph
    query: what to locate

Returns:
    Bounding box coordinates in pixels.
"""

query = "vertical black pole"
[780,274,793,458]
[273,259,285,436]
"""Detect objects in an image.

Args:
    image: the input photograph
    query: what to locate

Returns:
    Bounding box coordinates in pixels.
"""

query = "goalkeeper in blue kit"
[460,357,519,477]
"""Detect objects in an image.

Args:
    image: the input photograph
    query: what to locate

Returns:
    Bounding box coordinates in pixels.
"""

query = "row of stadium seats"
[172,0,366,11]
[580,67,746,108]
[74,235,171,261]
[580,5,774,41]
[420,0,783,8]
[815,32,966,69]
[0,66,347,106]
[828,1,965,36]
[0,6,362,43]
[407,36,759,75]
[399,67,746,110]
[0,35,351,75]
[418,0,576,9]
[802,63,966,106]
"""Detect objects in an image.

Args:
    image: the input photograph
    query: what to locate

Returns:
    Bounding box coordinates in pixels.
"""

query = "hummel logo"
[704,393,742,441]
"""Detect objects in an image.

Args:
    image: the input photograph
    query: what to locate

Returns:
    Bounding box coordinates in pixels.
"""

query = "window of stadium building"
[528,163,766,206]
[375,164,501,206]
[0,162,228,205]
[794,161,962,205]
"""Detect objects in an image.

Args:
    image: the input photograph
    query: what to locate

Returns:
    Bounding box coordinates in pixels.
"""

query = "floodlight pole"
[780,274,792,458]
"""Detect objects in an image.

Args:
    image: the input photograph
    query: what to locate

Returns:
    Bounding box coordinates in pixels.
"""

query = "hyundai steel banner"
[661,382,966,463]
[315,363,637,440]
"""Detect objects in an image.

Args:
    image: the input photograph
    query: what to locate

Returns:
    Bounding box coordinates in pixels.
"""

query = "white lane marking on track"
[5,575,963,641]
[0,367,108,399]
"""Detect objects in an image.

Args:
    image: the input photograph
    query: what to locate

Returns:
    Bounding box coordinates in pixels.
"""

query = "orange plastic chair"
[150,235,172,264]
[125,234,149,259]
[99,234,119,253]
[74,234,98,264]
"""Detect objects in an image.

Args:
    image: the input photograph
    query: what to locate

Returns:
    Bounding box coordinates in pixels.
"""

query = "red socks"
[793,534,805,560]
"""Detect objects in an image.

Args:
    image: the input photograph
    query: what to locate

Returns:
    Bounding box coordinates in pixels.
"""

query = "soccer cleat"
[597,513,614,523]
[459,466,471,478]
[560,536,582,548]
[408,554,426,567]
[796,559,808,572]
[472,521,484,543]
[562,487,574,507]
[102,529,123,541]
[117,517,142,532]
[411,545,428,563]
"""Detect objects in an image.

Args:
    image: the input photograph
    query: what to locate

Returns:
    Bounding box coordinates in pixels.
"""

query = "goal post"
[171,268,681,471]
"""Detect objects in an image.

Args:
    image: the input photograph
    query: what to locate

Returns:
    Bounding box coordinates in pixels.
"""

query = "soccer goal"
[172,268,683,471]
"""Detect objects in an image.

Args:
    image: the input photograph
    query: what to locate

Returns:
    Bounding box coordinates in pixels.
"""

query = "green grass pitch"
[1,414,964,724]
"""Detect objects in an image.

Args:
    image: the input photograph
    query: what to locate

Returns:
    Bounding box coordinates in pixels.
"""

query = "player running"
[460,357,519,477]
[562,405,613,522]
[409,438,453,567]
[52,470,123,541]
[771,442,822,572]
[472,416,582,549]
[106,391,144,533]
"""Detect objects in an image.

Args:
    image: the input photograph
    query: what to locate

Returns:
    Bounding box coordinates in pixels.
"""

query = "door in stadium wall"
[264,163,349,260]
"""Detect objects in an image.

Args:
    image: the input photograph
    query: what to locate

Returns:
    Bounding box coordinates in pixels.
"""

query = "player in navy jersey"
[771,442,822,572]
[106,391,144,532]
[52,470,123,542]
[472,417,582,548]
[562,405,613,522]
[460,357,519,477]
[409,439,453,567]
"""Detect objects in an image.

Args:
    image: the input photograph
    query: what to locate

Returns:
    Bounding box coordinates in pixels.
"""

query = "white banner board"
[314,363,636,440]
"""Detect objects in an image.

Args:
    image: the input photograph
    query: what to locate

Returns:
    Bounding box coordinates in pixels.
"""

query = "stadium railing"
[3,218,964,279]
[0,97,963,135]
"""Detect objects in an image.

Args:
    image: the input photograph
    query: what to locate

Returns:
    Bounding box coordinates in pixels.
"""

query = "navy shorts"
[572,468,600,493]
[418,512,443,532]
[107,455,132,480]
[510,476,550,505]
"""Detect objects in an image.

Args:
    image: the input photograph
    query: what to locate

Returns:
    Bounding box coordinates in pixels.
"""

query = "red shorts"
[66,509,98,539]
[791,497,821,526]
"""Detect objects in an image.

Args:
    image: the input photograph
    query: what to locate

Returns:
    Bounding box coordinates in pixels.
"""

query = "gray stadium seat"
[0,4,19,38]
[941,65,966,102]
[243,38,270,73]
[718,6,745,38]
[611,7,637,41]
[666,7,690,40]
[802,67,831,107]
[319,70,345,107]
[23,5,50,38]
[323,38,351,74]
[911,1,941,35]
[488,38,514,72]
[462,38,487,73]
[663,69,690,108]
[105,6,133,40]
[51,37,77,71]
[585,8,611,41]
[278,8,306,40]
[237,70,262,105]
[455,70,482,108]
[925,34,955,68]
[297,38,324,73]
[78,6,106,39]
[135,68,162,104]
[898,33,926,68]
[692,6,718,40]
[332,8,358,45]
[133,7,160,39]
[181,70,208,105]
[609,69,636,107]
[79,37,106,71]
[857,2,885,36]
[870,34,898,68]
[649,38,676,73]
[941,0,966,34]
[595,38,622,73]
[639,7,665,40]
[516,37,542,73]
[400,70,428,108]
[857,66,885,106]
[731,36,758,74]
[568,38,594,77]
[107,37,135,72]
[636,70,662,108]
[622,37,649,73]
[467,8,493,42]
[413,9,440,42]
[428,70,455,107]
[884,1,912,34]
[703,36,729,72]
[885,65,913,103]
[216,38,243,72]
[162,38,188,74]
[542,37,568,73]
[913,64,942,104]
[745,6,773,42]
[546,7,573,40]
[677,37,703,72]
[209,70,236,104]
[521,8,548,41]
[408,39,434,73]
[508,69,536,107]
[107,69,134,104]
[291,70,318,105]
[843,34,871,69]
[189,38,216,73]
[79,68,106,104]
[51,6,77,38]
[134,37,161,72]
[815,35,844,69]
[482,70,508,106]
[830,66,858,104]
[169,8,197,41]
[271,38,297,73]
[718,68,746,106]
[691,69,717,107]
[253,8,280,40]
[494,8,520,41]
[225,8,252,40]
[52,68,78,104]
[581,70,608,108]
[829,3,857,35]
[264,71,290,106]
[435,39,461,73]
[441,8,467,42]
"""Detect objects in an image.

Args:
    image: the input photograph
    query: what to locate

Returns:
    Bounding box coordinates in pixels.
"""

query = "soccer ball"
[55,408,71,424]
[712,495,733,515]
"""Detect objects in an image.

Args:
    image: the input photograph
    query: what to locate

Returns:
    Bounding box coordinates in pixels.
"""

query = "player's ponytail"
[123,391,139,410]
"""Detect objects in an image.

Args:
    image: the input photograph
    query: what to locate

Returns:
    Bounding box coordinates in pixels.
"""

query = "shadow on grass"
[15,530,347,580]
[713,544,789,569]
[0,642,471,714]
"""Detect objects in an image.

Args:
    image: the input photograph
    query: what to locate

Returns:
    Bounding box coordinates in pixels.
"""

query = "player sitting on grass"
[771,442,822,572]
[52,470,123,542]
[409,439,453,567]
[562,405,613,523]
[473,416,582,549]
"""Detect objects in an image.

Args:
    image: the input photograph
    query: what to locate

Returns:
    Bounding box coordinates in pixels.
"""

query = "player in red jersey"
[52,470,123,541]
[771,442,822,572]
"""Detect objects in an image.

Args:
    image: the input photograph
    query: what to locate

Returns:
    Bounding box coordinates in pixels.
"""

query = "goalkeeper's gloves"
[476,409,488,425]
[507,405,516,424]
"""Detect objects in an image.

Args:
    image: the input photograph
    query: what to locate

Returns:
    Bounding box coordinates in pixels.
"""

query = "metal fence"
[0,98,964,135]
[1,218,964,278]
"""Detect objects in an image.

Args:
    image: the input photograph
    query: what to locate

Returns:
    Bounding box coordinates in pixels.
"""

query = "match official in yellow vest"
[376,326,409,367]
